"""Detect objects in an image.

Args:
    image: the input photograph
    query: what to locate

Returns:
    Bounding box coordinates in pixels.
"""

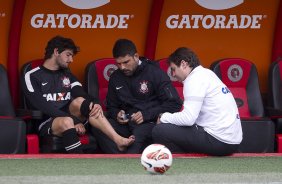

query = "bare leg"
[69,97,134,151]
[89,115,135,151]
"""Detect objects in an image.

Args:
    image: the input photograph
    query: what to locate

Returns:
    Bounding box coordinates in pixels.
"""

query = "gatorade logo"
[166,0,266,29]
[30,0,132,29]
[195,0,243,10]
[61,0,110,9]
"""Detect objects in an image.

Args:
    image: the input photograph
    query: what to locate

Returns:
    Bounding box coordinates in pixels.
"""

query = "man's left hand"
[89,103,103,118]
[75,123,86,135]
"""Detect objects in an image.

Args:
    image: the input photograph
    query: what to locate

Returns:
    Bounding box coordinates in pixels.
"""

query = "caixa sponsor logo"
[166,0,266,29]
[43,92,71,101]
[222,87,231,94]
[31,14,132,29]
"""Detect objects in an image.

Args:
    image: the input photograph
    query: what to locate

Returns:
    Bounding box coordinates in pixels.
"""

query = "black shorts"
[38,117,89,137]
[38,105,70,136]
[38,117,54,137]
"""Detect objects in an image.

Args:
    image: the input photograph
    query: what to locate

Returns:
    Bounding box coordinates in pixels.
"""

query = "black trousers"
[92,119,155,153]
[152,123,239,156]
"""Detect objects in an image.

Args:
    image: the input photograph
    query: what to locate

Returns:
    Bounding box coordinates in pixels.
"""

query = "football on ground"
[140,144,173,174]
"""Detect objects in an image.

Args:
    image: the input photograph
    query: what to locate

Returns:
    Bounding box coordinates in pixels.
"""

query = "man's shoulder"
[63,68,75,76]
[144,59,167,75]
[24,66,43,79]
[109,68,122,80]
[140,57,159,67]
[141,57,164,73]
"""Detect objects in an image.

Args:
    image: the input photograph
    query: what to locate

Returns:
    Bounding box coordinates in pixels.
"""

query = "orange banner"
[19,0,152,83]
[2,0,281,94]
[155,0,280,92]
[0,1,14,67]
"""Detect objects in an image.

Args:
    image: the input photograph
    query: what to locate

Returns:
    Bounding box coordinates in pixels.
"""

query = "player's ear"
[54,48,59,56]
[133,53,139,62]
[181,60,187,68]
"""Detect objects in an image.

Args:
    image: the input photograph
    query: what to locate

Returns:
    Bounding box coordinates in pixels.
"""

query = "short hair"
[112,39,137,58]
[44,35,79,60]
[168,47,200,69]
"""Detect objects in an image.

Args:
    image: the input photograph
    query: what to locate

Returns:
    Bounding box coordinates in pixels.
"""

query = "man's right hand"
[75,123,86,135]
[117,110,129,124]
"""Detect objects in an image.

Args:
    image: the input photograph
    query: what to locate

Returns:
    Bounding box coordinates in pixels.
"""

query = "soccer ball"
[141,144,173,174]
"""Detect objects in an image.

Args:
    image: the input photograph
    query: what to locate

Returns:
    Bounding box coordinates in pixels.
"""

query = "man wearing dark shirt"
[93,39,182,153]
[21,36,134,153]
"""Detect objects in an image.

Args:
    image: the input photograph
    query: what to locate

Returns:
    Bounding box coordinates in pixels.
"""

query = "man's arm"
[21,73,70,118]
[71,85,98,104]
[106,77,122,120]
[141,70,183,122]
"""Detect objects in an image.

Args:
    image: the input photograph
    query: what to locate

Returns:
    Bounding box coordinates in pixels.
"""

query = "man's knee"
[152,124,165,139]
[69,97,85,117]
[53,117,75,134]
[71,97,84,109]
[80,99,94,118]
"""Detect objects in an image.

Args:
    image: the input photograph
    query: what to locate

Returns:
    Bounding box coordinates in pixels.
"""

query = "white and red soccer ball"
[141,144,173,174]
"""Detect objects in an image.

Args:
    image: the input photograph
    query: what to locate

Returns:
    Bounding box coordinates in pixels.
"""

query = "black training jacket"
[21,65,96,122]
[106,57,182,122]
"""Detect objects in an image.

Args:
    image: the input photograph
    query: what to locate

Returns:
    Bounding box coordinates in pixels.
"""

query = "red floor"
[1,153,282,159]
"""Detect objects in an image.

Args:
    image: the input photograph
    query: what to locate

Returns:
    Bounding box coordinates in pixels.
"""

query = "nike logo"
[116,86,123,90]
[42,82,48,86]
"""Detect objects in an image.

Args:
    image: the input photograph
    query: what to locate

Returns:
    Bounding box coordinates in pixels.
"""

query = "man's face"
[169,61,188,82]
[115,53,139,76]
[55,49,74,69]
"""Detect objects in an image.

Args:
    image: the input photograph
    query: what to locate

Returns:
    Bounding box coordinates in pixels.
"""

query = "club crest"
[227,64,243,82]
[103,64,118,81]
[140,81,149,94]
[62,76,71,88]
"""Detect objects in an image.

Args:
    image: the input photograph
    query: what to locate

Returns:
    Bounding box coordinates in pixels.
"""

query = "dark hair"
[168,47,200,69]
[112,39,137,58]
[44,35,79,60]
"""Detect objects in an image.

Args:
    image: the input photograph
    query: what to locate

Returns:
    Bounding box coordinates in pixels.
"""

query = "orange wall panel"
[0,1,14,67]
[19,0,152,83]
[4,0,281,95]
[155,0,280,92]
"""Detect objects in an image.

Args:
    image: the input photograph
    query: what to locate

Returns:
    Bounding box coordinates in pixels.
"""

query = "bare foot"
[117,135,135,151]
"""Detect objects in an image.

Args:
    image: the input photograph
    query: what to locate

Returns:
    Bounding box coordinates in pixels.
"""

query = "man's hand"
[131,111,144,124]
[117,110,129,124]
[89,103,103,118]
[75,123,86,135]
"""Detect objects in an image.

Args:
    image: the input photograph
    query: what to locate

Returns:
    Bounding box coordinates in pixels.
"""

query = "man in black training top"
[92,38,182,153]
[21,35,134,153]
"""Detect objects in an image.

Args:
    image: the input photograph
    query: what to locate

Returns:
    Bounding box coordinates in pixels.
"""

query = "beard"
[56,58,69,69]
